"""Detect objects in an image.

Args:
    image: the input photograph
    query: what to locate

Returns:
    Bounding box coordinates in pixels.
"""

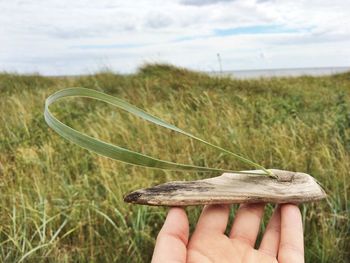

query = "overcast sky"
[1,0,349,75]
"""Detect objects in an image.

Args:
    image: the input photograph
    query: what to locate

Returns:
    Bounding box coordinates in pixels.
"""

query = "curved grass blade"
[44,88,273,177]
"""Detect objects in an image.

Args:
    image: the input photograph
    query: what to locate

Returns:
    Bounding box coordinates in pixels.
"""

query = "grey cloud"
[145,13,173,29]
[30,23,137,40]
[180,0,236,6]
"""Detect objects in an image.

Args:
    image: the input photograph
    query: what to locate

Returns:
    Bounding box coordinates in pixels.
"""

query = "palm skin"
[152,204,304,263]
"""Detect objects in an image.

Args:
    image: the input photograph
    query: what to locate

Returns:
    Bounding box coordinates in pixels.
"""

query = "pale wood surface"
[124,169,326,206]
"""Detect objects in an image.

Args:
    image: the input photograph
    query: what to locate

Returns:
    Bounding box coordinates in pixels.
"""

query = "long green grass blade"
[44,88,273,177]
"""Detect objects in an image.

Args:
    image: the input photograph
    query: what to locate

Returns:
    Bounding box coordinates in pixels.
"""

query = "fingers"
[194,204,230,234]
[278,204,304,263]
[151,207,189,263]
[259,205,281,257]
[229,203,265,247]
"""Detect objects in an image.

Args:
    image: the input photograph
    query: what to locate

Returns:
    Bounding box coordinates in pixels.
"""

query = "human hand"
[152,203,304,263]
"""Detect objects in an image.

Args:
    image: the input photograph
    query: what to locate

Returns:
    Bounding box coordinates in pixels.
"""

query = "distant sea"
[209,66,350,79]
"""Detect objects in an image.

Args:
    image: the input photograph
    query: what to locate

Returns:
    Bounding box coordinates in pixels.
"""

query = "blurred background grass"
[0,64,349,262]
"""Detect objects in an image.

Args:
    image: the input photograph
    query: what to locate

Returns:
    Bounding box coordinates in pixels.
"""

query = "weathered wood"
[124,169,326,206]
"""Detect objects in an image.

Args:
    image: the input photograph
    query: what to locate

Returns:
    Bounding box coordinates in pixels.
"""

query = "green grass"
[0,64,349,262]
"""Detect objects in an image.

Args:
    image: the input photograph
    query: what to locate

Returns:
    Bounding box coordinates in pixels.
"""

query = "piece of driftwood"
[124,169,326,206]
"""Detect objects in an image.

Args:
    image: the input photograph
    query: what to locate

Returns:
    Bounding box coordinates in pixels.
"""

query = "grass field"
[0,64,349,262]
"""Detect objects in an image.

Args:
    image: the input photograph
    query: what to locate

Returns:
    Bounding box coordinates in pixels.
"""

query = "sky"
[1,0,349,75]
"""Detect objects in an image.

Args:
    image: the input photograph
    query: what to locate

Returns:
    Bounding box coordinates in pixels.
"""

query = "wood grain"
[124,169,326,206]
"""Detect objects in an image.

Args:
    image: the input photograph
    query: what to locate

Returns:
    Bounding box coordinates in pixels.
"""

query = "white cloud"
[0,0,349,75]
[180,0,237,6]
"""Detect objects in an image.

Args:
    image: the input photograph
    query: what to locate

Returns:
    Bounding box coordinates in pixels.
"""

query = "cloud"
[213,25,302,36]
[180,0,236,6]
[145,13,173,29]
[0,0,349,75]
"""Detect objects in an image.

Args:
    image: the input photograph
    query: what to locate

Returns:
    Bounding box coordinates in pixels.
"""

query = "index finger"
[152,207,189,263]
[278,204,304,263]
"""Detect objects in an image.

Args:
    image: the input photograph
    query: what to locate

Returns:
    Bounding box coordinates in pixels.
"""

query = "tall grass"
[0,65,349,262]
